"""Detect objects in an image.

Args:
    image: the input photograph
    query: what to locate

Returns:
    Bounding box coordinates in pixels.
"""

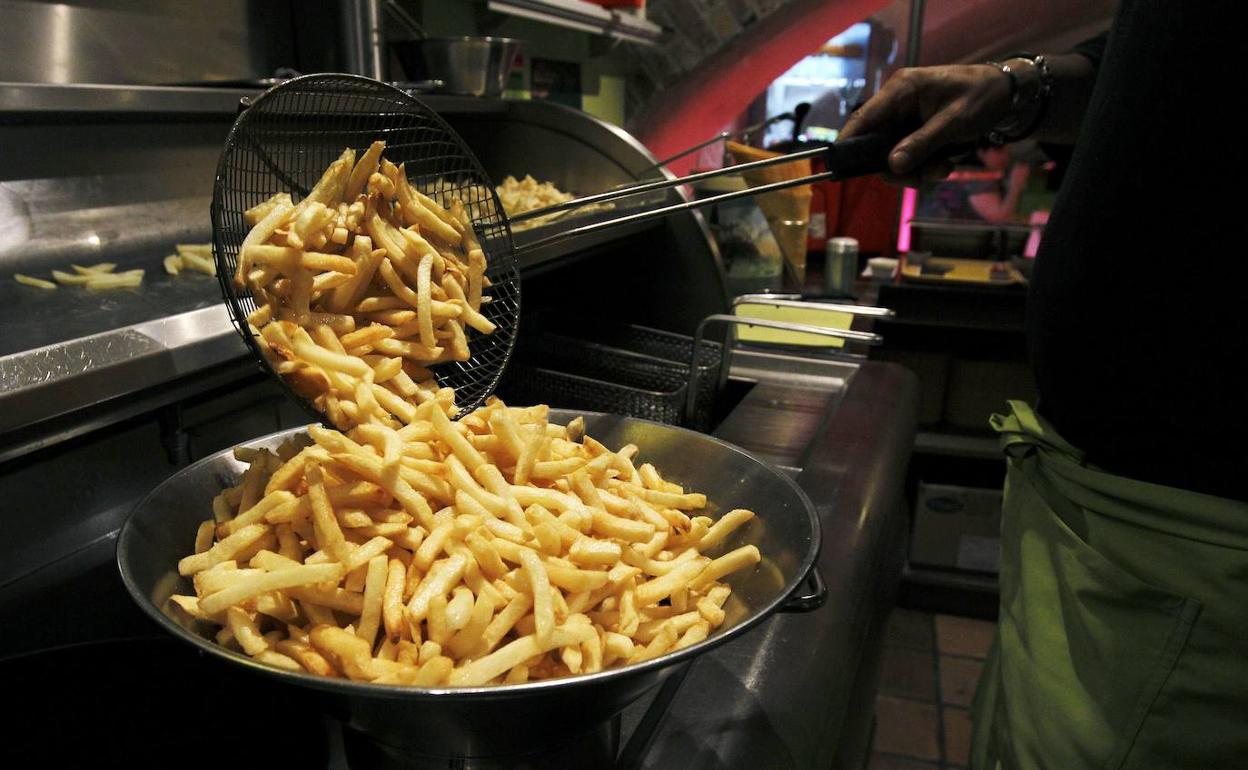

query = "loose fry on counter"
[14,274,57,289]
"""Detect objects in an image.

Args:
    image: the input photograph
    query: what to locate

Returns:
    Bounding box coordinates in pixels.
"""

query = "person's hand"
[1008,162,1031,189]
[840,64,1013,185]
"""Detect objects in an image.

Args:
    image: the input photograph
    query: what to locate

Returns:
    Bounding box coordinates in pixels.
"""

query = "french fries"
[14,262,146,290]
[14,274,56,289]
[16,243,214,290]
[236,142,492,429]
[493,175,613,232]
[171,398,762,687]
[164,243,217,276]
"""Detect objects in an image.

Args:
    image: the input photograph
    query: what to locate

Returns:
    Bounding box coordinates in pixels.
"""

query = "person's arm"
[841,38,1104,182]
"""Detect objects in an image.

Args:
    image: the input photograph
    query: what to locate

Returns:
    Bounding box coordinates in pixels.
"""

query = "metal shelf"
[914,430,1002,460]
[0,82,258,116]
[487,0,663,44]
[0,84,525,118]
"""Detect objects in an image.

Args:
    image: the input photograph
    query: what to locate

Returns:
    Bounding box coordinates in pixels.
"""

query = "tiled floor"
[869,609,996,770]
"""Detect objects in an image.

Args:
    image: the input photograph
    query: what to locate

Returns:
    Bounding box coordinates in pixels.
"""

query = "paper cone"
[726,141,812,283]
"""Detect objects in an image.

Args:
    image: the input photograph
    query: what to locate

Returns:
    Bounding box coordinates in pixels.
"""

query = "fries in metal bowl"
[170,397,762,687]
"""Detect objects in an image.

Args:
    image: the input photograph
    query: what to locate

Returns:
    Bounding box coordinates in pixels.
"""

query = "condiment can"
[824,237,859,295]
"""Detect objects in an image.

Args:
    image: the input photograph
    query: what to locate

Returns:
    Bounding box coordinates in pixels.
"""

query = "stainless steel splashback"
[0,85,249,435]
[0,87,238,281]
[0,0,294,85]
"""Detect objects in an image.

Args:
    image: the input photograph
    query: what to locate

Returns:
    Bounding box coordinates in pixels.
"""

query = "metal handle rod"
[687,314,882,421]
[732,294,896,319]
[640,131,731,176]
[510,144,827,223]
[637,111,797,176]
[513,169,835,256]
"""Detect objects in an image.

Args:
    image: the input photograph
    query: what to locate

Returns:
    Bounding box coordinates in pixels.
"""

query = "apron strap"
[993,400,1248,549]
[991,400,1085,464]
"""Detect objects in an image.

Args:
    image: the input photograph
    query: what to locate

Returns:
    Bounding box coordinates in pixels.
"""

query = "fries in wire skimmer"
[170,397,763,687]
[237,141,493,430]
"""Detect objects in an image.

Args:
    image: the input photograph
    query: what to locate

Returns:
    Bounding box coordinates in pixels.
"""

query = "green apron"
[970,401,1248,770]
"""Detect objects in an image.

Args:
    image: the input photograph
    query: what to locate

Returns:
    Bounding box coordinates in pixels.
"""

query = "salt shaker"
[824,237,859,295]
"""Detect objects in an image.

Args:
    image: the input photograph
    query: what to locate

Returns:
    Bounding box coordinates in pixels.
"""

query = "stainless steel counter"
[617,358,917,769]
[0,304,243,436]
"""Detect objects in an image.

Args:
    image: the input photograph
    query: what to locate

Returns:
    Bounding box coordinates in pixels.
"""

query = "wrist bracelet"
[986,59,1019,104]
[985,53,1052,144]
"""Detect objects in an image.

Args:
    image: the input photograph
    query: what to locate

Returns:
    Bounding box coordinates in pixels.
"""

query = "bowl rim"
[116,410,820,701]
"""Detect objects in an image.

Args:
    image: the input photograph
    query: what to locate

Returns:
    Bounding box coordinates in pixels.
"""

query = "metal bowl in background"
[116,411,823,763]
[394,36,522,97]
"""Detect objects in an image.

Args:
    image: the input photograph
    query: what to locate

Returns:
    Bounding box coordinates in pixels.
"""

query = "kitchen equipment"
[723,140,813,285]
[733,299,854,350]
[687,313,882,419]
[501,321,724,429]
[117,411,824,762]
[393,37,523,98]
[211,74,523,424]
[210,75,898,425]
[825,236,859,295]
[869,256,899,280]
[383,0,522,99]
[899,256,1021,286]
[505,128,897,252]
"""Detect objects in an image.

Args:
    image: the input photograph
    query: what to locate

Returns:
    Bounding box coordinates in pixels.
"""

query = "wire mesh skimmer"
[211,74,896,423]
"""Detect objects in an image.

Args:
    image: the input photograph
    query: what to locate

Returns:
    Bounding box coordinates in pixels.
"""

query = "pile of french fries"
[237,140,492,428]
[171,397,762,687]
[494,174,612,232]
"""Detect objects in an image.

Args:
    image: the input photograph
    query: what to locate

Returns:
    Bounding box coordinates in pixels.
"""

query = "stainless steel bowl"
[117,411,823,761]
[394,36,521,97]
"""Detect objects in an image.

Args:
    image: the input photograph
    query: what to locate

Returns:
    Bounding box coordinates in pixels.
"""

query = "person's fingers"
[880,159,953,188]
[887,101,970,176]
[840,69,921,141]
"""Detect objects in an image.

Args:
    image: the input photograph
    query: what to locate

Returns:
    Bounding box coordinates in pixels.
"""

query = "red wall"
[629,0,1116,176]
[630,0,887,177]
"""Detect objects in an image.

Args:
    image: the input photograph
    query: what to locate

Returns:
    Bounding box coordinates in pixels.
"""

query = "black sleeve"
[1039,31,1110,165]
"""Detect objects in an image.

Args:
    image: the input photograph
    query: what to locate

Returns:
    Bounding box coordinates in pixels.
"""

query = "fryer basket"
[500,323,723,429]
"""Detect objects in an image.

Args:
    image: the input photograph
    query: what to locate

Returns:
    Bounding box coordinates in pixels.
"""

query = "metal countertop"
[622,359,918,769]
